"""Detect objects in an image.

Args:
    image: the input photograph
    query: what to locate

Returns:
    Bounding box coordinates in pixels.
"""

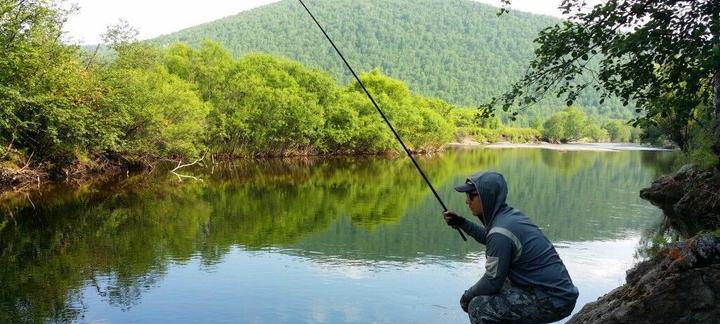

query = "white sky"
[64,0,566,45]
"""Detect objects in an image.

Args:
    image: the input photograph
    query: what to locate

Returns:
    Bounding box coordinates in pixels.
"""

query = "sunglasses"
[464,179,478,199]
[466,192,479,200]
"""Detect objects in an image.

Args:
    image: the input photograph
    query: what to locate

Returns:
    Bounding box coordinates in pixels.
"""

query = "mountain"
[151,0,630,124]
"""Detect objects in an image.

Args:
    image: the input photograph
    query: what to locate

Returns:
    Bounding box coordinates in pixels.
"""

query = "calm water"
[0,147,677,323]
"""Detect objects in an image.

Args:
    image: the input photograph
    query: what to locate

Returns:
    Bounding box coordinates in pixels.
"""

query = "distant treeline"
[153,0,634,125]
[0,2,639,172]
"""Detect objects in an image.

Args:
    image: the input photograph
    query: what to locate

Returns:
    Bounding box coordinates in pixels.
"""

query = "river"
[0,147,678,323]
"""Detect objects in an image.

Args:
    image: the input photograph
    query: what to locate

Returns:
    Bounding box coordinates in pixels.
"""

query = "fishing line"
[297,0,467,241]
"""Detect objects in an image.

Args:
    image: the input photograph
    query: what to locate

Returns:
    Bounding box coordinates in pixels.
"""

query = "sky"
[63,0,566,45]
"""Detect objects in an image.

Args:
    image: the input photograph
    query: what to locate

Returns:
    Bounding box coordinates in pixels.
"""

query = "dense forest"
[151,0,633,125]
[0,0,642,189]
[1,0,641,183]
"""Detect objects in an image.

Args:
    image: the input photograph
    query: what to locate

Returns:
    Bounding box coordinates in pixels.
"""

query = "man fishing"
[297,3,575,321]
[444,171,578,323]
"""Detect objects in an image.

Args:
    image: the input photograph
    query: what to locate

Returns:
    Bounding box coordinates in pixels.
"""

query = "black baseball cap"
[454,178,478,193]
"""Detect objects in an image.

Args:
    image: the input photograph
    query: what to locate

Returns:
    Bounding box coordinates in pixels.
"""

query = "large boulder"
[568,234,720,324]
[639,165,720,236]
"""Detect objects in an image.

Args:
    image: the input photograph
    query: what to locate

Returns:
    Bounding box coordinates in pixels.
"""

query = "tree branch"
[171,153,205,172]
[18,151,34,171]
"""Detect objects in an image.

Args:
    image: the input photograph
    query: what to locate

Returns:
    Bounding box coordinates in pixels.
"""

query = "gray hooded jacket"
[458,171,578,307]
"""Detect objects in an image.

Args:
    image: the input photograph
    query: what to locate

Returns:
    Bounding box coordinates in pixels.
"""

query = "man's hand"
[460,290,472,313]
[443,211,465,227]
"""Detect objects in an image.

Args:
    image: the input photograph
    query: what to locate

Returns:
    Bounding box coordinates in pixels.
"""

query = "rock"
[639,165,720,236]
[568,234,720,324]
[575,167,720,323]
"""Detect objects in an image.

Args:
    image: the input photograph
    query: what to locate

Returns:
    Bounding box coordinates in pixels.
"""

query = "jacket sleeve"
[465,232,514,296]
[458,218,487,244]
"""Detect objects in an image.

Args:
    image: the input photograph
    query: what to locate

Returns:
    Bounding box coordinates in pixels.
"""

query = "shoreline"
[448,141,675,152]
[0,142,674,197]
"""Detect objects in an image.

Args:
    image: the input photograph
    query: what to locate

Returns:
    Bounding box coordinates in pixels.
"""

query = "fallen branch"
[171,154,205,172]
[18,151,34,171]
[169,154,206,183]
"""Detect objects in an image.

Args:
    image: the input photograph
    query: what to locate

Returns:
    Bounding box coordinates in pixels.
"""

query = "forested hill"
[151,0,630,124]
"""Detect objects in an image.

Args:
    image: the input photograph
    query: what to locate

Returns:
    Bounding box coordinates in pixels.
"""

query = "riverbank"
[449,141,674,152]
[569,164,720,323]
[0,142,674,197]
[0,157,145,196]
[0,149,412,197]
[569,233,720,323]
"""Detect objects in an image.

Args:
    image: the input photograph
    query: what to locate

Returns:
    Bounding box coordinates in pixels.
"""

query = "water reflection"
[0,148,676,323]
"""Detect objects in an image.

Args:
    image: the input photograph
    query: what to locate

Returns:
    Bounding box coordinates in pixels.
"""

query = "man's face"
[465,191,484,217]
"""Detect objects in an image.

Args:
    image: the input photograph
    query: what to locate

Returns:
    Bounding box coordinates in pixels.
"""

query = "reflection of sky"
[556,238,640,321]
[77,239,640,323]
[12,148,674,323]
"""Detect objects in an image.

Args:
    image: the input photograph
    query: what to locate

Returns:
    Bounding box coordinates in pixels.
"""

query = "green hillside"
[151,0,630,124]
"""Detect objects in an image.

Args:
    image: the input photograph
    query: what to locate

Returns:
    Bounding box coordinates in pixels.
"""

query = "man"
[444,171,578,323]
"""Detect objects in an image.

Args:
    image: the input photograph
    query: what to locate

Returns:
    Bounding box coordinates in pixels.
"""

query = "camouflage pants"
[467,282,575,324]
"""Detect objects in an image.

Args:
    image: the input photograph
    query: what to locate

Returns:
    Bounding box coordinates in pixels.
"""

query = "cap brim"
[454,182,476,193]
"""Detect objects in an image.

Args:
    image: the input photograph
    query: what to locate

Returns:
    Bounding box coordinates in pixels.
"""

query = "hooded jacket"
[458,171,578,307]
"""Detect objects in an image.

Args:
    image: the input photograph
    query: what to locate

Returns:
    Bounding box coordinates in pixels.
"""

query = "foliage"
[488,0,720,162]
[0,0,90,161]
[472,128,502,143]
[541,107,636,143]
[542,113,567,143]
[347,69,454,151]
[682,114,720,170]
[0,0,467,169]
[562,107,586,142]
[583,123,609,142]
[151,0,633,124]
[98,64,209,159]
[0,3,210,165]
[542,107,588,143]
[0,0,667,173]
[498,127,542,143]
[603,120,633,143]
[162,45,455,155]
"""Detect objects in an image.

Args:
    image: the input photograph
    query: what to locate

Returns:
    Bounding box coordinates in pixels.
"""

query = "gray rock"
[639,166,720,236]
[568,234,720,324]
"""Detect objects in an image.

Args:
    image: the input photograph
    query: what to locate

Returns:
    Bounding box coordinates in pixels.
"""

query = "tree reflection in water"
[0,148,676,323]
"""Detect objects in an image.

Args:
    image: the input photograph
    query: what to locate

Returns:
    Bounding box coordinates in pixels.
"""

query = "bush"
[499,127,541,143]
[542,107,587,143]
[603,120,633,142]
[583,123,610,142]
[99,65,209,159]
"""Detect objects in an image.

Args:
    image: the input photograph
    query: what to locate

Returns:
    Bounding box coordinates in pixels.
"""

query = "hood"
[466,171,508,226]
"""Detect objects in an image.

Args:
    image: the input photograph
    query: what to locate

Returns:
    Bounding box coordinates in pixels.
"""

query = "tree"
[151,0,634,122]
[603,120,632,143]
[98,37,209,160]
[543,113,566,143]
[583,123,609,142]
[542,107,589,143]
[562,106,586,142]
[488,0,720,167]
[0,0,92,162]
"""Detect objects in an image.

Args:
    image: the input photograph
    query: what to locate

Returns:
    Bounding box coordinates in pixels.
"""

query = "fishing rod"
[297,0,467,241]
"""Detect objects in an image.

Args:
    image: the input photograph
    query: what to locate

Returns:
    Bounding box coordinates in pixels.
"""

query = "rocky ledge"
[638,165,719,236]
[569,234,720,324]
[569,165,720,323]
